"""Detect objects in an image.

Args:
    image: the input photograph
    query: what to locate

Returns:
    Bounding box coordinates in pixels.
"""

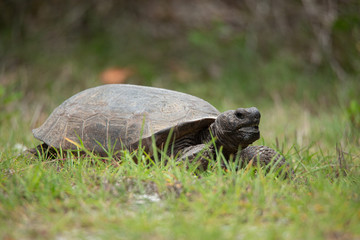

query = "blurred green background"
[0,0,359,150]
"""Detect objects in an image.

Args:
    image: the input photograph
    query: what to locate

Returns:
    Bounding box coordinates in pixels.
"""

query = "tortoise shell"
[33,84,220,155]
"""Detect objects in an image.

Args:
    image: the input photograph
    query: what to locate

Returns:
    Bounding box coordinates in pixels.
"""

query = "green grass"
[0,145,359,239]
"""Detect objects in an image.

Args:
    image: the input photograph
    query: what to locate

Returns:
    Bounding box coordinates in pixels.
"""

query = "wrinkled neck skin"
[170,122,249,159]
[205,122,248,158]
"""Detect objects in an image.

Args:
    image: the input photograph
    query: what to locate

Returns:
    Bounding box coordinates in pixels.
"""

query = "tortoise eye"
[235,109,245,119]
[235,112,243,119]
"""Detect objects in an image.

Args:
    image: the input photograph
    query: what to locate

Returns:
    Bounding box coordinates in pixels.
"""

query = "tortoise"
[31,84,287,171]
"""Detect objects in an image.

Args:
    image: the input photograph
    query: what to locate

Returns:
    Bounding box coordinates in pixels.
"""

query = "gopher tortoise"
[31,84,288,172]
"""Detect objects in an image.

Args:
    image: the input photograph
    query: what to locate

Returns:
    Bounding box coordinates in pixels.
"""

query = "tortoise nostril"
[248,107,260,121]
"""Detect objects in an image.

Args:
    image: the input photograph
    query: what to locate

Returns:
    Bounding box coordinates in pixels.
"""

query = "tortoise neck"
[198,124,214,143]
[208,122,246,157]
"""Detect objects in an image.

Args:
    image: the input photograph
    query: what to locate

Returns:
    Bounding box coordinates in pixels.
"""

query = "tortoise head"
[211,107,260,154]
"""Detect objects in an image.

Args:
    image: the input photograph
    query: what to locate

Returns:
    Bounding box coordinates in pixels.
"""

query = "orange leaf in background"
[100,67,134,84]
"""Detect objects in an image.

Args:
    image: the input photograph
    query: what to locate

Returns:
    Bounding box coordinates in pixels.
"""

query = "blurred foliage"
[0,0,359,115]
[346,100,360,129]
[1,0,359,68]
[0,83,23,122]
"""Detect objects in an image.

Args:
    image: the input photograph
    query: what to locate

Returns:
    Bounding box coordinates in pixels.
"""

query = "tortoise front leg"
[177,144,292,177]
[177,144,214,170]
[239,145,293,177]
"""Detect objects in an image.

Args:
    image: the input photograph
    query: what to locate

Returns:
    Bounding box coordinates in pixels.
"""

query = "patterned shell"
[33,84,220,154]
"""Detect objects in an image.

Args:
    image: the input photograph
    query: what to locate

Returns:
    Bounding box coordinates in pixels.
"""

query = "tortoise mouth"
[237,126,260,146]
[238,126,259,133]
[238,123,260,144]
[238,120,259,132]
